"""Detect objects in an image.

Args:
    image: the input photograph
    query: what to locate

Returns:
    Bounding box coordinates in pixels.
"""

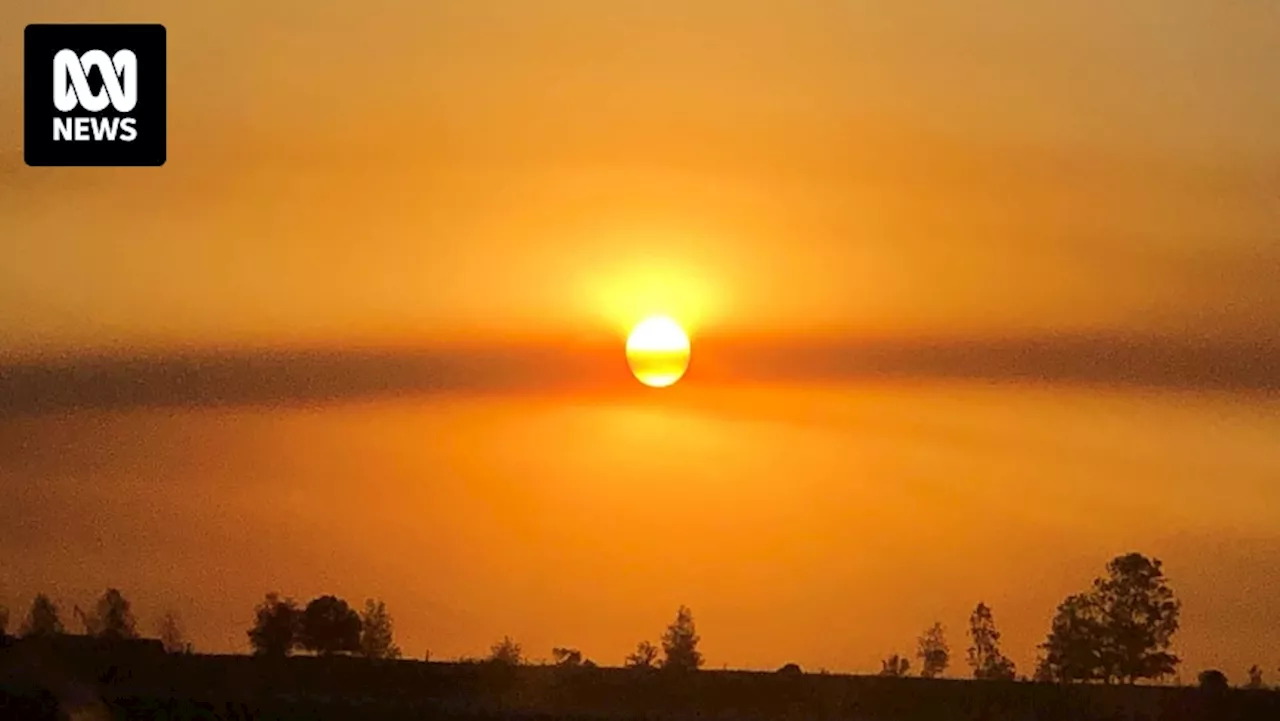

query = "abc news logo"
[25,24,166,167]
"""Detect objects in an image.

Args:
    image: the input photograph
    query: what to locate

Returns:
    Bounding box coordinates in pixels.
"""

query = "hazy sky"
[2,0,1279,684]
[2,0,1278,354]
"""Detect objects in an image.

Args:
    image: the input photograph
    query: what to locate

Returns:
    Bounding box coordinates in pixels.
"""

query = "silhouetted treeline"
[1,554,1274,686]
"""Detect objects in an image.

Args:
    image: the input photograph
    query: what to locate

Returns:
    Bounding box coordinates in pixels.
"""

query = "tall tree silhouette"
[21,594,64,638]
[660,605,703,671]
[157,610,186,653]
[625,641,659,669]
[1093,553,1180,682]
[0,604,9,639]
[299,595,362,656]
[967,602,1016,680]
[880,654,911,677]
[248,593,301,657]
[1245,664,1264,689]
[1038,552,1180,683]
[917,622,950,678]
[82,588,138,640]
[358,599,400,660]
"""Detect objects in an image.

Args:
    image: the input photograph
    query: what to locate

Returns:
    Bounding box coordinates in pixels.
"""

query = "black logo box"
[24,24,167,167]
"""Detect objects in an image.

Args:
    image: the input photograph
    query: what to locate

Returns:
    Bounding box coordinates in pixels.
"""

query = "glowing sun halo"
[626,316,691,388]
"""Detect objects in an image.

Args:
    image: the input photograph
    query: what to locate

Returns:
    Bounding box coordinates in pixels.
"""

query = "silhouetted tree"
[1037,592,1106,682]
[0,604,9,638]
[917,622,950,678]
[777,663,803,675]
[488,636,523,665]
[248,593,301,657]
[157,611,186,654]
[1093,553,1180,682]
[1038,553,1181,683]
[1245,664,1264,689]
[81,588,137,641]
[299,595,361,656]
[552,647,583,666]
[1198,669,1229,691]
[625,640,659,669]
[358,599,400,660]
[967,602,1016,680]
[660,605,703,671]
[21,594,64,638]
[880,654,910,677]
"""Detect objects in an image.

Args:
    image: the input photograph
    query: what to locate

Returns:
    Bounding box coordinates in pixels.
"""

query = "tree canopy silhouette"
[299,595,362,656]
[967,602,1016,680]
[21,594,64,638]
[625,640,659,669]
[1037,553,1180,683]
[358,599,400,660]
[81,588,138,641]
[248,593,301,657]
[660,605,703,671]
[1246,664,1265,689]
[0,604,9,639]
[917,622,950,678]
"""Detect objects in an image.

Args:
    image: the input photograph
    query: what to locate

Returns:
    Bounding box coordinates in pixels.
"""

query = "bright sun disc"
[626,316,691,388]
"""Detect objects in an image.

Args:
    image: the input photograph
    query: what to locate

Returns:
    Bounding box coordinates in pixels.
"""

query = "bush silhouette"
[488,636,523,665]
[880,654,910,677]
[625,640,659,669]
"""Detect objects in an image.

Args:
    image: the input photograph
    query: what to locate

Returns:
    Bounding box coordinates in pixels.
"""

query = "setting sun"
[625,316,691,388]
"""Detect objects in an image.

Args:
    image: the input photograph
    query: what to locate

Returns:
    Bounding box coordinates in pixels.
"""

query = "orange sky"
[2,0,1278,353]
[2,0,1280,683]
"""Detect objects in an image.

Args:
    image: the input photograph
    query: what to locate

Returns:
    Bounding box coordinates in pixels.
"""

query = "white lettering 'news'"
[53,48,138,113]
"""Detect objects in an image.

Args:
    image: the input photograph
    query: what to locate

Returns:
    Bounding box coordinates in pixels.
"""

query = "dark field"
[3,639,1280,720]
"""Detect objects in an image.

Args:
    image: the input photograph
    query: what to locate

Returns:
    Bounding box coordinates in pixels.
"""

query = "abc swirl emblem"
[24,24,166,167]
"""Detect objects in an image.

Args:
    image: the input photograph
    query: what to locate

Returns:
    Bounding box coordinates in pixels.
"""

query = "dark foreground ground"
[2,638,1279,720]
